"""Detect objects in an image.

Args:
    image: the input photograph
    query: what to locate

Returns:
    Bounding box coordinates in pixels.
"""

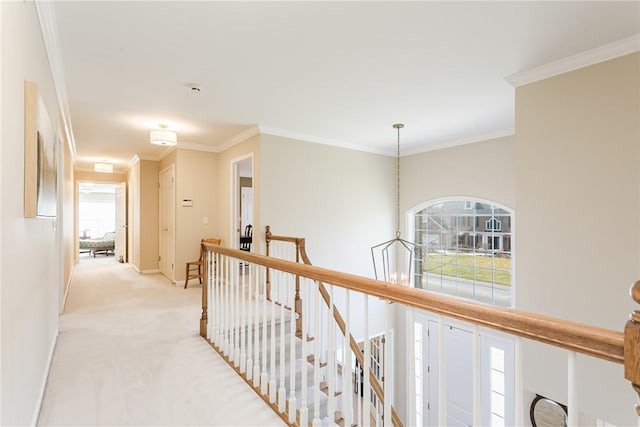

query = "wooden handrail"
[203,242,625,364]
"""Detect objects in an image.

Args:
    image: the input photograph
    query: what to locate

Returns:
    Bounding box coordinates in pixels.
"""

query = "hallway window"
[410,198,513,307]
[79,183,116,239]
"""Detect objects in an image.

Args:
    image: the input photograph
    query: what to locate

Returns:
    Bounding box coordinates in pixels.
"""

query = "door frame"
[159,164,175,283]
[408,311,516,426]
[230,153,254,250]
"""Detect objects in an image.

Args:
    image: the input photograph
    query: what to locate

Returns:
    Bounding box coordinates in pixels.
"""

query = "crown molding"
[505,34,640,88]
[177,141,218,153]
[215,126,261,152]
[401,128,515,157]
[35,1,76,162]
[129,155,141,168]
[258,125,391,156]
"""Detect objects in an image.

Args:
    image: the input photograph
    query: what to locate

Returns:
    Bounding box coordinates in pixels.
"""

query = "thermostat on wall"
[182,199,193,207]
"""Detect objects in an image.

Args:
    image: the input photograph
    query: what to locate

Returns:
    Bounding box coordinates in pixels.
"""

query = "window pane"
[491,347,505,371]
[412,198,513,306]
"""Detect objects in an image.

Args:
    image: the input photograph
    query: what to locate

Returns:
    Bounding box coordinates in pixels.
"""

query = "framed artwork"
[24,81,57,218]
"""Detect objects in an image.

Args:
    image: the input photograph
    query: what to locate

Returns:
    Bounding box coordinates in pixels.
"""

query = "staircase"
[199,228,401,426]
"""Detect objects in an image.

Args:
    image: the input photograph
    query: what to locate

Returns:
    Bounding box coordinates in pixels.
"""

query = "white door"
[159,166,175,282]
[427,321,473,426]
[421,319,515,426]
[114,182,127,262]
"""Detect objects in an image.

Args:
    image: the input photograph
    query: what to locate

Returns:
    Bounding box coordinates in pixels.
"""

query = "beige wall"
[260,134,395,342]
[261,134,395,277]
[401,136,515,214]
[217,135,260,251]
[515,53,639,426]
[127,161,140,268]
[127,159,160,272]
[139,160,159,271]
[0,2,65,424]
[174,149,218,282]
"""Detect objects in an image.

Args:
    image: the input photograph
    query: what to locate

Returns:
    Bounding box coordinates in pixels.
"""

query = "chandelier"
[371,123,417,285]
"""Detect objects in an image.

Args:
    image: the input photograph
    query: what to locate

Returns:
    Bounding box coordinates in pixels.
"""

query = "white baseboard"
[61,267,74,313]
[129,264,160,275]
[31,329,59,427]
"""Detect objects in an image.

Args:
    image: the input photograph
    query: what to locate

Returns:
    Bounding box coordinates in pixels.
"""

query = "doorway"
[77,182,126,260]
[413,314,515,426]
[231,155,253,250]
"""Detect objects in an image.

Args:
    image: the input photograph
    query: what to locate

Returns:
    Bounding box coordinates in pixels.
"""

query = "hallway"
[38,257,284,426]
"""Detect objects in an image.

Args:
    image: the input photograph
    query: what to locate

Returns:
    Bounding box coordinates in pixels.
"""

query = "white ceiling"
[51,1,640,173]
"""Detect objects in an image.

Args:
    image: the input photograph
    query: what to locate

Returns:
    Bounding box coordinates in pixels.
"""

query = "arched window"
[410,198,513,307]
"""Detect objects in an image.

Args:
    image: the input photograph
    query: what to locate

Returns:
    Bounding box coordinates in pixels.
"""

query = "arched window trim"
[406,196,515,308]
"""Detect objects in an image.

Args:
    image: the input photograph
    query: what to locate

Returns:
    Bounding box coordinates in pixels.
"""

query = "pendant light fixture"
[371,123,417,285]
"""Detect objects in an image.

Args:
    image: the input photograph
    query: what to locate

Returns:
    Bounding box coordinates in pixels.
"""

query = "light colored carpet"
[37,257,285,427]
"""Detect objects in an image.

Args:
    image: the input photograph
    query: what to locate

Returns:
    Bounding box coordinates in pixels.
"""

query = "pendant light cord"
[394,124,404,239]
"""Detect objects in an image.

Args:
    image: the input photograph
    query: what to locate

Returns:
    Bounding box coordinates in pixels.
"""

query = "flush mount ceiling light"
[149,124,177,146]
[94,162,113,173]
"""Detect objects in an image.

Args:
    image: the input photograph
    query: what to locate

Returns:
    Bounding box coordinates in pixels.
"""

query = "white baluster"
[568,351,578,427]
[213,253,222,348]
[228,256,233,357]
[438,316,446,426]
[327,285,336,422]
[384,303,392,427]
[515,337,523,427]
[312,281,321,426]
[268,272,277,403]
[261,265,269,395]
[288,273,297,423]
[278,274,287,413]
[240,262,247,374]
[212,253,220,346]
[223,256,229,356]
[233,260,240,366]
[343,289,353,427]
[246,263,253,380]
[252,264,260,384]
[473,325,481,427]
[363,294,371,427]
[407,307,415,427]
[300,278,309,427]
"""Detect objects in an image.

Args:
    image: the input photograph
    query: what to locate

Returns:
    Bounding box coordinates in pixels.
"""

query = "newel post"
[625,280,640,416]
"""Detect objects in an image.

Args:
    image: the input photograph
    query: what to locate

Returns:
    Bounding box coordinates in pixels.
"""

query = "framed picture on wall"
[24,80,57,218]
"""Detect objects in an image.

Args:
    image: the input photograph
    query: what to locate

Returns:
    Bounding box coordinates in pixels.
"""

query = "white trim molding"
[402,128,514,157]
[177,141,219,153]
[31,330,59,427]
[505,34,640,88]
[35,1,77,162]
[216,126,260,152]
[258,125,391,156]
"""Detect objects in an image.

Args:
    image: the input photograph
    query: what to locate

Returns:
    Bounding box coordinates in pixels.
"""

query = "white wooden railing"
[198,228,639,427]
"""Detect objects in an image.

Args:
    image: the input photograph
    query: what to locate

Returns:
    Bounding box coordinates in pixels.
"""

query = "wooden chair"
[240,224,253,252]
[184,238,222,289]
